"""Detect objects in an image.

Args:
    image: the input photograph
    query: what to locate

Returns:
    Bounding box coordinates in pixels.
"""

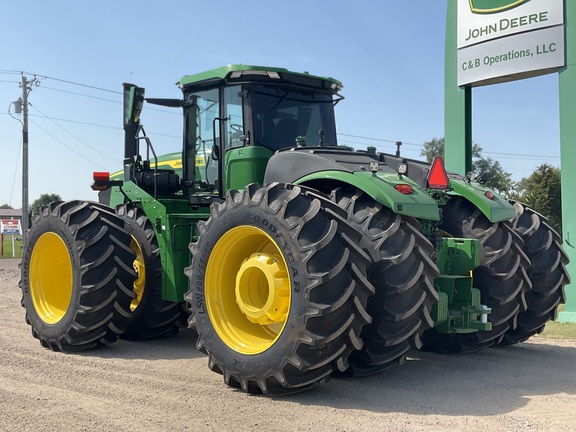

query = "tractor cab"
[177,66,342,202]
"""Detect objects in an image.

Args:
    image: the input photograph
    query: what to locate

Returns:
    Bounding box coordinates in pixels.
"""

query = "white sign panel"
[457,0,565,86]
[0,219,22,235]
[458,0,564,48]
[458,25,565,86]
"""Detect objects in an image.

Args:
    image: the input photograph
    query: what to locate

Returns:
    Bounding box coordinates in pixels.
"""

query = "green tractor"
[20,65,570,394]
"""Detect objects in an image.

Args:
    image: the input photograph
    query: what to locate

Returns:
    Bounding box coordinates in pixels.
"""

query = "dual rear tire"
[501,202,570,344]
[115,204,187,340]
[422,198,568,354]
[20,201,136,351]
[331,188,440,376]
[21,200,189,352]
[422,197,532,353]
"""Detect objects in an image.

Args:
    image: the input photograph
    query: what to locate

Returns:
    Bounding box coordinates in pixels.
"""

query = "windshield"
[252,85,337,150]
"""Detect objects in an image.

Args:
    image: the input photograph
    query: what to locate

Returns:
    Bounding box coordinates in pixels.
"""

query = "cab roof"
[177,64,343,92]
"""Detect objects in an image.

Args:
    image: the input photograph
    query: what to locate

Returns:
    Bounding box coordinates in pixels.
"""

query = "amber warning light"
[427,157,449,190]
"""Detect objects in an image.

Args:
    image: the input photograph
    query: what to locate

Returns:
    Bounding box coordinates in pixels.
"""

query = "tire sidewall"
[191,201,311,375]
[21,209,83,341]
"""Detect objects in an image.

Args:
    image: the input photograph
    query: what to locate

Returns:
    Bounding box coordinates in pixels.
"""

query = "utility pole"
[20,74,37,247]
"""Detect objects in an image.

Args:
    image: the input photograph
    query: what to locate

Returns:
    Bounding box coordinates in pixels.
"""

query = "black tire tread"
[332,189,440,376]
[501,202,570,344]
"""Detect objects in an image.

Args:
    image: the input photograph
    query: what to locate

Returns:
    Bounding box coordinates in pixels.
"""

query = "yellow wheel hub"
[205,225,291,355]
[29,232,73,324]
[235,252,290,326]
[130,237,145,312]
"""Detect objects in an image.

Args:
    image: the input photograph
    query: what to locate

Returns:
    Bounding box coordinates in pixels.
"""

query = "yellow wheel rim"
[205,225,291,355]
[130,236,145,312]
[29,232,73,324]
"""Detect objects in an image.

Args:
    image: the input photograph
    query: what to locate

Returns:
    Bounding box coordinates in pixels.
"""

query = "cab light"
[427,157,449,190]
[485,191,494,200]
[93,172,110,182]
[395,184,414,195]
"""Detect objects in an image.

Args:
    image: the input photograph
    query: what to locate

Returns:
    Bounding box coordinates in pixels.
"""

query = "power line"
[27,113,181,139]
[0,69,120,94]
[29,103,117,162]
[39,86,122,104]
[36,85,181,115]
[29,119,108,170]
[483,150,560,160]
[29,114,120,130]
[338,132,420,146]
[42,75,121,94]
[338,132,560,160]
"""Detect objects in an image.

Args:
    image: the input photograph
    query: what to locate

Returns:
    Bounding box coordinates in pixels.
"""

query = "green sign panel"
[468,0,529,14]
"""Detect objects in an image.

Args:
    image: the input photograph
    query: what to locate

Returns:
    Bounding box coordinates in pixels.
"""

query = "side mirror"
[211,145,220,161]
[123,83,145,128]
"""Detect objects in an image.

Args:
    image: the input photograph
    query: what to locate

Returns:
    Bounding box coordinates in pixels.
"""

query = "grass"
[541,305,576,340]
[0,235,22,259]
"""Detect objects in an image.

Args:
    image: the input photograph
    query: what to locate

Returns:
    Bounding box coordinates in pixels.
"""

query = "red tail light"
[93,172,110,182]
[395,184,414,195]
[427,157,449,190]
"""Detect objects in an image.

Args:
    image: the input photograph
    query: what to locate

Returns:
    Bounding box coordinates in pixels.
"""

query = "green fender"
[296,170,440,221]
[449,179,516,222]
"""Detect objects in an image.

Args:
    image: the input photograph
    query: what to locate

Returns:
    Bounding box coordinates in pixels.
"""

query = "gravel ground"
[1,258,575,432]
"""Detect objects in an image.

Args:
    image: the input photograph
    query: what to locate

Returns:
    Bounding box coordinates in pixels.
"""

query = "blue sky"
[0,1,561,208]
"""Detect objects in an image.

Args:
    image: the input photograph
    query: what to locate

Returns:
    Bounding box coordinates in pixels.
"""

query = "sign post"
[445,0,575,322]
[557,1,576,322]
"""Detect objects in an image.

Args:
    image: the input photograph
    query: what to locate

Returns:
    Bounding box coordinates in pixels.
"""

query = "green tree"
[472,157,514,198]
[29,194,62,218]
[420,137,482,163]
[421,137,513,197]
[420,137,445,163]
[0,204,13,209]
[515,164,562,233]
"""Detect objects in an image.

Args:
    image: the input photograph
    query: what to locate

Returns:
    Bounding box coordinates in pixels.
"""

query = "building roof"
[0,209,22,219]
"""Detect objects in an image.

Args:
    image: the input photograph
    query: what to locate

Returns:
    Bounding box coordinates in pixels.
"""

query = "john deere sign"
[458,0,565,86]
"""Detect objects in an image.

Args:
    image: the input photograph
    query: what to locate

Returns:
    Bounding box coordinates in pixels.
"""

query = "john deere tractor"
[20,65,570,394]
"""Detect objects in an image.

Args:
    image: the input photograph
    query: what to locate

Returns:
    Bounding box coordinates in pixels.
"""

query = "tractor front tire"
[422,197,531,353]
[501,202,570,344]
[116,204,185,340]
[20,200,136,352]
[185,183,372,395]
[332,188,440,376]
